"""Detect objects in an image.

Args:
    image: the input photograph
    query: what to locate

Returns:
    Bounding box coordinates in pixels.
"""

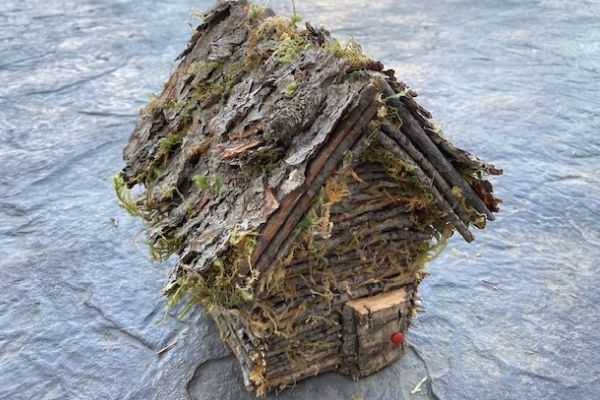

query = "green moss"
[271,33,307,64]
[347,69,366,82]
[164,98,183,109]
[283,79,301,96]
[377,105,388,119]
[145,93,183,110]
[348,395,365,400]
[187,136,213,159]
[150,164,163,178]
[193,175,222,195]
[244,51,263,68]
[146,92,160,107]
[294,216,313,232]
[190,6,205,22]
[246,7,305,69]
[114,174,187,262]
[289,12,302,28]
[413,221,452,272]
[250,148,286,175]
[213,177,222,196]
[159,130,185,153]
[220,63,243,106]
[191,81,224,103]
[145,228,185,263]
[383,87,411,101]
[324,36,371,65]
[192,175,211,190]
[112,174,153,222]
[131,128,189,186]
[256,16,292,37]
[248,3,268,22]
[187,60,222,75]
[165,228,261,319]
[189,62,242,107]
[363,145,417,182]
[165,260,235,320]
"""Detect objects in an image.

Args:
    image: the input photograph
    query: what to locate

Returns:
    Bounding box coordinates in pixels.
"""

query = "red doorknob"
[391,332,404,344]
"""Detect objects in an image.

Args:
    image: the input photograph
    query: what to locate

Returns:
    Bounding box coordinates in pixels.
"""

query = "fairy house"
[115,0,501,395]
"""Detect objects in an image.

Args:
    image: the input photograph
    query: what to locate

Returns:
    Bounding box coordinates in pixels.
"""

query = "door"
[340,288,412,379]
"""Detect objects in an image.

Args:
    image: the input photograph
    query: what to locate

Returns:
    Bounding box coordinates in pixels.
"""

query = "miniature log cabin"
[115,0,501,395]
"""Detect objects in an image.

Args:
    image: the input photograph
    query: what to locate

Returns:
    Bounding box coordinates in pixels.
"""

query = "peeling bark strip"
[116,0,502,395]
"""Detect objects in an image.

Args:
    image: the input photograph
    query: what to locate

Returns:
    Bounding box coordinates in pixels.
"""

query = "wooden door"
[340,288,412,379]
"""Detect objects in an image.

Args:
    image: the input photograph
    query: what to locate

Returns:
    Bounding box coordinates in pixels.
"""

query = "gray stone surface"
[1,0,599,399]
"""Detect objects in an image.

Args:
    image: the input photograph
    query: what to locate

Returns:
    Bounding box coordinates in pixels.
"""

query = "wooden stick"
[378,77,494,221]
[322,215,415,250]
[256,86,380,272]
[351,171,391,182]
[379,120,472,226]
[423,127,502,176]
[367,230,431,244]
[156,340,178,356]
[263,355,340,393]
[286,259,378,288]
[264,325,342,359]
[265,320,341,350]
[265,343,342,379]
[263,127,376,273]
[265,337,341,371]
[331,207,410,230]
[424,127,482,166]
[353,162,390,175]
[212,311,256,389]
[250,83,379,273]
[269,271,417,314]
[329,197,397,219]
[371,130,474,242]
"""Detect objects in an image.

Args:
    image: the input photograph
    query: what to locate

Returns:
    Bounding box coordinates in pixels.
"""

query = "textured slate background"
[1,1,599,399]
